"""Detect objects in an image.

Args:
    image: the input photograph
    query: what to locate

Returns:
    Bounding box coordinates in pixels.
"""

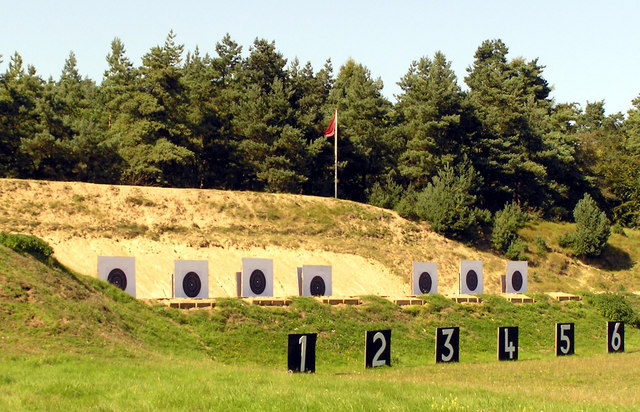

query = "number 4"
[504,329,515,359]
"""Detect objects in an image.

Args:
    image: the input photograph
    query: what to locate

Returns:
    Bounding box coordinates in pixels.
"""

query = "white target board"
[174,260,209,298]
[506,261,528,293]
[98,256,136,297]
[242,258,273,297]
[302,265,332,297]
[412,262,437,295]
[460,260,483,294]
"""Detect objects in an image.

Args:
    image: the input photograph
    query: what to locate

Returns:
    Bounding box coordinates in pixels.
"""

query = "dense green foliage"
[491,202,528,258]
[0,232,53,262]
[583,292,640,327]
[2,34,640,235]
[413,162,486,238]
[561,194,611,257]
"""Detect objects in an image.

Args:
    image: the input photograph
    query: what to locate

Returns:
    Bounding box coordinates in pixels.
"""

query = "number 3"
[441,328,455,362]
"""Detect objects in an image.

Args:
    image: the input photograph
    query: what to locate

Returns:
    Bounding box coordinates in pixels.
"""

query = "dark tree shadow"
[582,244,634,271]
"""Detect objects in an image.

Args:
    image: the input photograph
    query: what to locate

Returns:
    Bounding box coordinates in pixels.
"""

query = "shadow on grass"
[583,244,634,271]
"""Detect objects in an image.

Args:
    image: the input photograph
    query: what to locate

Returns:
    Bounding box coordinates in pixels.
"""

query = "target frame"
[174,260,209,298]
[506,261,528,294]
[241,258,274,297]
[412,262,437,295]
[302,265,332,297]
[98,256,136,297]
[459,260,483,294]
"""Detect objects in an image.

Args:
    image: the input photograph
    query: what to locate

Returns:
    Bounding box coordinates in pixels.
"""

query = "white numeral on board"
[372,332,386,367]
[559,324,571,354]
[441,328,455,362]
[299,335,307,372]
[611,323,622,351]
[504,329,515,359]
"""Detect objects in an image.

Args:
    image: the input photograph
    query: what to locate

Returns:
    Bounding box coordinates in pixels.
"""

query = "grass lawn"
[1,351,639,411]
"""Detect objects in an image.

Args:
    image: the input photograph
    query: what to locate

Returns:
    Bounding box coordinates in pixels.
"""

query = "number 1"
[299,335,307,372]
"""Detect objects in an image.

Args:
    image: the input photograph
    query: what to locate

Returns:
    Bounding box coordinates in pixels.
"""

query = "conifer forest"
[2,32,640,237]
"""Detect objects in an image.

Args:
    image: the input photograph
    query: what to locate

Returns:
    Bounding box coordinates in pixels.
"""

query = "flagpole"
[334,108,338,199]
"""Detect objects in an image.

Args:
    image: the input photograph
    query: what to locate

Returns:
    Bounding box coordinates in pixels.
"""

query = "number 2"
[372,332,387,367]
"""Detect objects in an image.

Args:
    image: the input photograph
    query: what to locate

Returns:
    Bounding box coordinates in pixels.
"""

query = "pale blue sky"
[2,0,639,116]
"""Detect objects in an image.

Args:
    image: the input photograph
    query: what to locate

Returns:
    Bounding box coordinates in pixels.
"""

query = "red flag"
[324,110,337,137]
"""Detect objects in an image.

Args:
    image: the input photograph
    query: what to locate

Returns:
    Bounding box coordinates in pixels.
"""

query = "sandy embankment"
[50,237,410,299]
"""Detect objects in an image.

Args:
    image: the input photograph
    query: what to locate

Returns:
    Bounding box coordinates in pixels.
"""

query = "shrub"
[611,223,626,236]
[585,293,639,327]
[395,190,418,220]
[505,238,528,260]
[491,202,528,253]
[572,194,610,257]
[534,235,548,255]
[0,232,54,261]
[367,176,404,210]
[414,162,484,238]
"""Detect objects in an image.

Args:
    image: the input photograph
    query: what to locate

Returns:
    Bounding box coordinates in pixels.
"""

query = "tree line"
[2,32,640,235]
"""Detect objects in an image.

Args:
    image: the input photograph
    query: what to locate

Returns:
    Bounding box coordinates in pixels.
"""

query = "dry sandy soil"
[0,179,510,299]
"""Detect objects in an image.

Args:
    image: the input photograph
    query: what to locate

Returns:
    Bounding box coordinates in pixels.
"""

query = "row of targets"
[98,257,528,299]
[97,257,332,298]
[288,321,626,373]
[412,260,527,295]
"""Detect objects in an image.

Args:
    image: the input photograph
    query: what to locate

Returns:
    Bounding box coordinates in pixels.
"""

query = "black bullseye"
[183,271,202,297]
[107,268,127,291]
[418,272,432,294]
[466,270,478,291]
[511,270,523,292]
[309,276,326,296]
[250,269,266,295]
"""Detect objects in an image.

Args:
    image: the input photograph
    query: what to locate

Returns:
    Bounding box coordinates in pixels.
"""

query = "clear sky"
[2,0,639,116]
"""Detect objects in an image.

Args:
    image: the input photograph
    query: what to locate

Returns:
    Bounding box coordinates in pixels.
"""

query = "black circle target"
[107,268,127,291]
[418,272,433,294]
[466,270,478,291]
[511,270,523,292]
[309,276,326,296]
[182,271,202,297]
[249,269,266,295]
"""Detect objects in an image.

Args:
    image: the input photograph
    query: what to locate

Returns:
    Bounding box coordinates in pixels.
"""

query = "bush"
[367,176,404,210]
[585,293,639,327]
[491,202,528,253]
[534,235,548,255]
[395,190,418,220]
[0,232,54,262]
[572,194,610,257]
[414,162,485,238]
[611,223,626,236]
[505,238,528,260]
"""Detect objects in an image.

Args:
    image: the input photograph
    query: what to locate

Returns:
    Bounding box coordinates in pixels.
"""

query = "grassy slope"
[0,244,208,358]
[3,179,640,409]
[3,245,640,410]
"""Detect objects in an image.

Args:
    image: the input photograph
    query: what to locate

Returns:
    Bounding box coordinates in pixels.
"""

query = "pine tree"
[395,51,469,190]
[572,194,610,257]
[327,59,392,201]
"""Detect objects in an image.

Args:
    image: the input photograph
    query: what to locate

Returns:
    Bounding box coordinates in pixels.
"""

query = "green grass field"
[2,353,640,411]
[2,238,640,411]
